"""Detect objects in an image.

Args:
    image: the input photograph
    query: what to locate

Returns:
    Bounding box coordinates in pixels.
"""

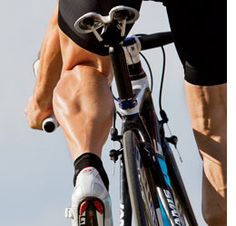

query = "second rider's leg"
[185,83,227,226]
[166,1,226,224]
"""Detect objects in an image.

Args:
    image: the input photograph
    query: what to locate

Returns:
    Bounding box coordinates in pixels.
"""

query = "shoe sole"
[79,197,105,226]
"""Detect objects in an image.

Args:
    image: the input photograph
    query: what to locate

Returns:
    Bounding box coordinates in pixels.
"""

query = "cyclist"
[25,0,226,225]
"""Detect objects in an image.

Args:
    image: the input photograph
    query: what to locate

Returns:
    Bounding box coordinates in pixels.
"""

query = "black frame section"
[109,32,198,226]
[110,45,134,100]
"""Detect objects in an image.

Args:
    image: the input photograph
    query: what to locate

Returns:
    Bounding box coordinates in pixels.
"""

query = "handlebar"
[42,117,58,133]
[137,32,174,50]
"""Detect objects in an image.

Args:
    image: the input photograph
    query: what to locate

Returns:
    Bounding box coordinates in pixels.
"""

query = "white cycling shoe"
[65,167,113,226]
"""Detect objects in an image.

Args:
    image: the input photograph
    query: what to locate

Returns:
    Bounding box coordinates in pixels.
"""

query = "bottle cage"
[74,6,139,42]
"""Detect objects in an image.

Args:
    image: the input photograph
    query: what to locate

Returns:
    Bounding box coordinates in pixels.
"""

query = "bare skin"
[185,83,227,226]
[26,9,113,159]
[52,30,114,160]
[26,8,227,226]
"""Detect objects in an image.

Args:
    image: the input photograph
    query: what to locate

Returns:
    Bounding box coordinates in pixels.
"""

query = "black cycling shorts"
[165,0,226,85]
[58,0,142,56]
[58,0,226,86]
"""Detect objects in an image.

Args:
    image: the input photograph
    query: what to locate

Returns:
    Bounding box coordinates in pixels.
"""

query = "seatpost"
[109,45,134,100]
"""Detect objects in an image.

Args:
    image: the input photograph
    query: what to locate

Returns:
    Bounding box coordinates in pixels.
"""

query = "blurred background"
[0,0,206,225]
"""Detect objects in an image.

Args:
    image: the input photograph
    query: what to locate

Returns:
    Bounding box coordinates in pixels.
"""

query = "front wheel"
[123,130,158,226]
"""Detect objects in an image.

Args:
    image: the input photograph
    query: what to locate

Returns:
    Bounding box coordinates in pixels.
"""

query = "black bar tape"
[139,32,174,50]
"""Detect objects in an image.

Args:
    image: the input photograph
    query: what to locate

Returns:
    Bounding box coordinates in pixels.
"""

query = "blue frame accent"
[119,98,137,110]
[157,157,172,187]
[158,197,171,226]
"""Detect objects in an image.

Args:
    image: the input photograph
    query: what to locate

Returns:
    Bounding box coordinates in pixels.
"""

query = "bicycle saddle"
[74,6,139,43]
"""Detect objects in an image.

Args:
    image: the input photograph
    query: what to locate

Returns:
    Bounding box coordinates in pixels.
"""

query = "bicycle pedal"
[79,198,105,226]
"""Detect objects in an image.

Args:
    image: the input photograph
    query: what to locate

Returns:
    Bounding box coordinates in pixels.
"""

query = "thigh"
[58,0,142,56]
[166,0,226,85]
[58,28,112,78]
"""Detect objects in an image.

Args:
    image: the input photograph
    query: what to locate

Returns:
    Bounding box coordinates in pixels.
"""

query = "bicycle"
[43,5,198,226]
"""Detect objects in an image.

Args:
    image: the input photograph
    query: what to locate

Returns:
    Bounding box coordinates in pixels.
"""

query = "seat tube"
[109,45,134,100]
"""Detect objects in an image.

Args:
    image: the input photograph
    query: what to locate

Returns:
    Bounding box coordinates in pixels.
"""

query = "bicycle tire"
[123,130,158,226]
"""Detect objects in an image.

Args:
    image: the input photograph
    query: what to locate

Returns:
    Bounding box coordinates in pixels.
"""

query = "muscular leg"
[185,83,227,226]
[53,30,114,160]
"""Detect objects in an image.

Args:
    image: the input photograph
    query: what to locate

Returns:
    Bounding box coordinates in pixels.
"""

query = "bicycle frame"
[39,5,198,226]
[71,5,197,225]
[117,82,161,226]
[110,45,171,224]
[110,35,197,225]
